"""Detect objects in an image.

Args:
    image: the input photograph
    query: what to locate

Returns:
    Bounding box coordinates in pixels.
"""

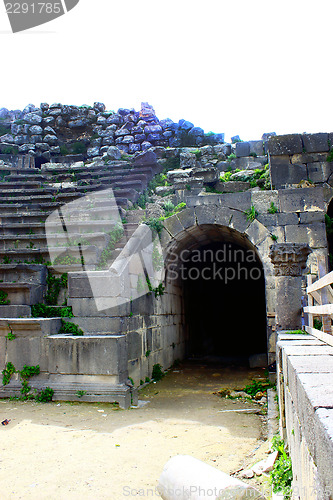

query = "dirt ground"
[0,361,272,499]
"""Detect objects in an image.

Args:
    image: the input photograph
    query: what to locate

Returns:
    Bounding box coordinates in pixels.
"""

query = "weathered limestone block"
[175,207,195,229]
[249,140,264,156]
[307,161,333,183]
[246,219,271,246]
[277,212,299,225]
[227,210,250,233]
[215,181,251,192]
[267,134,303,155]
[302,132,329,153]
[235,141,250,157]
[195,165,219,183]
[194,205,217,225]
[256,213,278,227]
[285,223,327,248]
[167,168,193,181]
[161,215,184,238]
[270,155,307,188]
[291,152,328,164]
[251,190,279,213]
[299,211,324,224]
[278,187,325,212]
[47,335,127,378]
[219,190,252,211]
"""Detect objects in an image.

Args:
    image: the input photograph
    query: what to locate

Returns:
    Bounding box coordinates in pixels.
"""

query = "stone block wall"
[267,133,333,189]
[277,333,333,499]
[67,278,185,385]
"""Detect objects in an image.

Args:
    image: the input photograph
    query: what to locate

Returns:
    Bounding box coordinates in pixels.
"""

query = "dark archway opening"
[182,240,267,366]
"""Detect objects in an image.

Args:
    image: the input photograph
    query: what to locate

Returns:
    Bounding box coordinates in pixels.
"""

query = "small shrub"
[76,390,87,398]
[60,145,70,156]
[31,304,73,318]
[1,146,18,155]
[0,290,10,305]
[2,362,16,386]
[271,234,278,241]
[244,379,270,396]
[71,141,87,155]
[36,387,54,402]
[59,320,84,336]
[327,149,333,162]
[268,202,278,214]
[6,330,16,341]
[144,217,164,235]
[227,153,236,162]
[152,363,164,381]
[314,318,322,330]
[245,205,258,222]
[270,435,293,499]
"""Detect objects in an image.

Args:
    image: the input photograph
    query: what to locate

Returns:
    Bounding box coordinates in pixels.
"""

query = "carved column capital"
[269,243,312,277]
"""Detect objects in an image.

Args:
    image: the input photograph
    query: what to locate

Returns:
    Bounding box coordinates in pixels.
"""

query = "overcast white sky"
[0,0,332,141]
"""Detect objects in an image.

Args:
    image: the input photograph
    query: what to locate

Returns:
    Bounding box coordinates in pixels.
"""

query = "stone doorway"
[166,224,268,366]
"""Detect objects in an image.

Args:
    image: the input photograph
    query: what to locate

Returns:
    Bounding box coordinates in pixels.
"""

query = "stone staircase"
[0,153,158,406]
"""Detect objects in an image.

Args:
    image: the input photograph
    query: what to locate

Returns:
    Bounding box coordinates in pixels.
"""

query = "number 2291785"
[5,3,62,14]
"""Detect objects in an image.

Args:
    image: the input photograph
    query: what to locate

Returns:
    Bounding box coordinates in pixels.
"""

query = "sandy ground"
[0,362,271,499]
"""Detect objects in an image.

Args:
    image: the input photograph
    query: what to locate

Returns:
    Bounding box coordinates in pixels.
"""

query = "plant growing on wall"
[245,205,258,222]
[0,290,10,305]
[268,202,278,214]
[59,320,84,336]
[270,435,293,499]
[152,363,164,381]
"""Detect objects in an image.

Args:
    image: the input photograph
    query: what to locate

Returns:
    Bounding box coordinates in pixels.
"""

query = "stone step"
[0,194,56,203]
[0,317,61,336]
[0,263,47,284]
[0,233,108,252]
[0,282,45,305]
[0,174,47,182]
[41,160,130,174]
[0,374,132,407]
[0,244,99,265]
[0,219,124,236]
[0,305,31,318]
[0,183,44,191]
[66,317,129,335]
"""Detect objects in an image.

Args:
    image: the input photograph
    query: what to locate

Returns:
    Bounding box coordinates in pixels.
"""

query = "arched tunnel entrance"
[166,224,267,366]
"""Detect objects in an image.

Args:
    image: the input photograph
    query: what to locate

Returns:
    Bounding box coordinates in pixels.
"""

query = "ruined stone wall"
[0,102,224,161]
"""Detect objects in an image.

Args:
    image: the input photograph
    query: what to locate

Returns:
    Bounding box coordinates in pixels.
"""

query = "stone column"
[269,243,312,331]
